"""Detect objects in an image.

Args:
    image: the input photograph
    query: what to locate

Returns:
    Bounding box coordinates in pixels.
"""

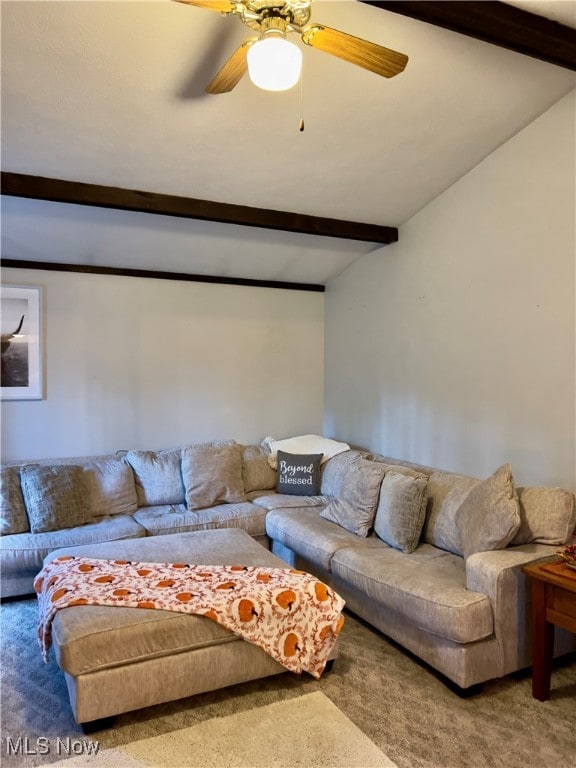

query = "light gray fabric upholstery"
[47,530,283,677]
[182,443,245,510]
[331,544,493,644]
[319,452,386,537]
[20,465,91,533]
[319,499,372,537]
[423,470,479,552]
[43,529,335,723]
[511,486,576,545]
[265,507,383,572]
[0,515,145,574]
[465,543,576,674]
[0,466,29,535]
[333,577,504,689]
[365,457,430,479]
[320,450,364,496]
[252,493,326,510]
[124,449,184,507]
[240,445,277,492]
[66,642,287,724]
[373,471,428,553]
[455,464,520,559]
[0,569,40,598]
[5,442,574,696]
[81,458,138,517]
[45,527,271,567]
[133,502,267,538]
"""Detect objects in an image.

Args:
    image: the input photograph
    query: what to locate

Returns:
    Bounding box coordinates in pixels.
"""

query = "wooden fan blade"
[302,24,408,78]
[173,0,234,13]
[206,39,254,93]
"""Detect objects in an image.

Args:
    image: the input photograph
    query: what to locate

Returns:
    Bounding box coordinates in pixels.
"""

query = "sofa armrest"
[466,544,557,594]
[465,544,559,675]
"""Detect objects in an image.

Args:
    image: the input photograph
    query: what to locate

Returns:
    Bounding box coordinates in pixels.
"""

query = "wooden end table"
[521,558,576,701]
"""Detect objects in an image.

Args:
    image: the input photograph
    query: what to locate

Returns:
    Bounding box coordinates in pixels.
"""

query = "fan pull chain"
[299,65,305,132]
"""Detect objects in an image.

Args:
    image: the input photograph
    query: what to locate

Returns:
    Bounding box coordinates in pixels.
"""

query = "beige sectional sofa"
[1,442,275,598]
[1,438,575,692]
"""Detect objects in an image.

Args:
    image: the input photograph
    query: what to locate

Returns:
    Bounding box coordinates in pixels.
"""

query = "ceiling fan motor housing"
[237,0,312,32]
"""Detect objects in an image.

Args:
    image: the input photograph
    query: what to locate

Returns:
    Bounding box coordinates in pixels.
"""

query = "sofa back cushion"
[455,464,520,559]
[124,449,184,507]
[320,451,386,537]
[320,450,363,497]
[423,471,480,553]
[19,464,91,534]
[182,442,245,510]
[241,445,277,492]
[0,466,30,535]
[81,459,138,517]
[373,471,429,553]
[511,486,576,546]
[363,454,431,480]
[424,464,520,559]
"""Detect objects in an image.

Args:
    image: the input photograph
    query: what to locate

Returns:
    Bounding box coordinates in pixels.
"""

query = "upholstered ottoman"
[42,529,338,726]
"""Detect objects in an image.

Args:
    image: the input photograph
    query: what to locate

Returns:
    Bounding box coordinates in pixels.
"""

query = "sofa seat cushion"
[0,515,145,574]
[252,494,326,511]
[331,544,493,644]
[265,508,384,572]
[133,502,267,538]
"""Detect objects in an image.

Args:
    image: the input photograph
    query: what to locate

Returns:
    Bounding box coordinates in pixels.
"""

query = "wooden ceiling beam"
[363,1,576,71]
[0,172,398,246]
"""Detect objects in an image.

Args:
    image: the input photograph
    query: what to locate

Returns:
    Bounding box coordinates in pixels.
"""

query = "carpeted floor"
[1,597,575,768]
[34,693,396,768]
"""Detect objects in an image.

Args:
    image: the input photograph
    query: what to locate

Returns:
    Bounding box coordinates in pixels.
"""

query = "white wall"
[325,91,576,491]
[1,268,324,460]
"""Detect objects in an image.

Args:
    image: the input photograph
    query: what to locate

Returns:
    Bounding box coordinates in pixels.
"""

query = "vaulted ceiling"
[1,1,575,286]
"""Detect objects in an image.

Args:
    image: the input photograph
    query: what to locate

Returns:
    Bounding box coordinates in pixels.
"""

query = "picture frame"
[1,285,43,400]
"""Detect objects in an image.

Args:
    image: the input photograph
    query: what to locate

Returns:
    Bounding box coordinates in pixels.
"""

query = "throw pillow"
[0,466,30,535]
[262,435,350,470]
[124,449,184,507]
[182,443,245,510]
[455,463,521,559]
[374,471,429,553]
[423,471,480,554]
[276,451,323,496]
[320,450,365,497]
[241,445,277,492]
[82,459,138,517]
[19,465,91,534]
[511,486,576,546]
[320,453,386,537]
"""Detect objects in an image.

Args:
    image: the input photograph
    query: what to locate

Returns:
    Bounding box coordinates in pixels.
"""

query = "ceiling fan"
[174,0,409,93]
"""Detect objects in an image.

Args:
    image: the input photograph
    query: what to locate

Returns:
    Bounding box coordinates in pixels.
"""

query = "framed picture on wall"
[1,285,43,400]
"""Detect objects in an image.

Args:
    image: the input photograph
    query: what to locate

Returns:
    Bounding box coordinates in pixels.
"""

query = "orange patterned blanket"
[34,556,345,679]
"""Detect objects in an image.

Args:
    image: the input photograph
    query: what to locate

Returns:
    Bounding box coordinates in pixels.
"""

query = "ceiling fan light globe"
[247,37,302,91]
